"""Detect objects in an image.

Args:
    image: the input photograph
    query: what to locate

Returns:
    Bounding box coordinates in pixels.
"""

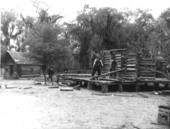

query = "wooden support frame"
[84,81,88,87]
[79,81,83,87]
[87,82,93,90]
[164,83,170,90]
[101,84,108,93]
[155,83,160,90]
[59,74,170,93]
[135,83,140,92]
[118,84,123,92]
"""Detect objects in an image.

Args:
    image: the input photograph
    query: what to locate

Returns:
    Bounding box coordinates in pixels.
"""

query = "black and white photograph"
[1,0,170,128]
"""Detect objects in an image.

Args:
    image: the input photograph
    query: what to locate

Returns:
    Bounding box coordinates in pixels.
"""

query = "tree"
[1,10,23,50]
[25,9,67,84]
[67,6,126,69]
[153,8,170,63]
[120,9,154,54]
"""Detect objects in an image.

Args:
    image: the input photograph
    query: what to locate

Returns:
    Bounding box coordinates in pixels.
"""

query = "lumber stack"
[114,51,126,79]
[109,50,126,79]
[103,51,111,73]
[156,60,167,78]
[158,105,170,127]
[138,53,156,81]
[102,49,167,82]
[120,53,138,80]
[115,53,122,69]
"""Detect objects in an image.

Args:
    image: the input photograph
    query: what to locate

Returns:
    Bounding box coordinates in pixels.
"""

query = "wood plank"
[139,63,156,66]
[126,68,137,71]
[126,64,136,67]
[140,58,154,61]
[60,87,74,91]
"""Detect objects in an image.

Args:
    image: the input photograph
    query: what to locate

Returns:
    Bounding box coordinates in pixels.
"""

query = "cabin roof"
[7,50,41,65]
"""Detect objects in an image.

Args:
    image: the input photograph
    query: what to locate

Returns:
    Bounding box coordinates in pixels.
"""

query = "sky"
[1,0,170,22]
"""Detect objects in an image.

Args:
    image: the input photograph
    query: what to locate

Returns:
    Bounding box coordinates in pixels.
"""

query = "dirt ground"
[0,78,170,129]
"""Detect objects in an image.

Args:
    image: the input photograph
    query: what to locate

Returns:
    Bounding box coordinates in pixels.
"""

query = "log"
[48,86,59,88]
[23,87,32,89]
[126,68,137,71]
[73,85,80,90]
[92,68,126,79]
[126,64,136,67]
[58,83,67,87]
[140,67,170,79]
[133,125,141,129]
[6,86,17,89]
[151,122,168,126]
[34,82,42,85]
[113,94,136,97]
[92,93,113,96]
[60,87,74,91]
[138,93,149,98]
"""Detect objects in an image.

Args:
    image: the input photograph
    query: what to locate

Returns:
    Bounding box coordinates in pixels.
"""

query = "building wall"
[4,66,10,79]
[20,65,41,77]
[4,65,41,79]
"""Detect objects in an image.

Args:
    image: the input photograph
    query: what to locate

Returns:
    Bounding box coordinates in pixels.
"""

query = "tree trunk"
[41,65,47,85]
[43,70,47,85]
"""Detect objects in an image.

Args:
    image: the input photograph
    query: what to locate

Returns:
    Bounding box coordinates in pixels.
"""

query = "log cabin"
[3,51,41,79]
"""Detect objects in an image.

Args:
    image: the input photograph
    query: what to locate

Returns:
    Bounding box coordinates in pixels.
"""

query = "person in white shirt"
[91,53,103,78]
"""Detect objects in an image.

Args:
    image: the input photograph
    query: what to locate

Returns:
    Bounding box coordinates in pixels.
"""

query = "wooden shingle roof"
[7,50,41,65]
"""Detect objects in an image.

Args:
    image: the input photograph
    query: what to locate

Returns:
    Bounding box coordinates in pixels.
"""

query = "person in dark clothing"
[121,55,126,69]
[110,56,118,77]
[91,53,103,79]
[47,66,54,85]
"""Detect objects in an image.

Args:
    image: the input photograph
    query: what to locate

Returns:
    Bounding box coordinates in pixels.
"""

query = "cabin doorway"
[10,65,14,77]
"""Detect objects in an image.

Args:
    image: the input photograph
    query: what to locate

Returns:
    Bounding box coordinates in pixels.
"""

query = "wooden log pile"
[137,53,156,81]
[158,105,170,127]
[103,51,111,74]
[102,49,169,82]
[119,53,138,80]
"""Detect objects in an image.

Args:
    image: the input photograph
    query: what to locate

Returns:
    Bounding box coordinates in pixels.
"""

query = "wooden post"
[87,82,93,90]
[79,81,82,87]
[135,83,140,92]
[84,81,88,87]
[164,83,169,90]
[155,83,159,90]
[101,84,108,93]
[76,81,79,85]
[144,83,148,87]
[118,84,123,92]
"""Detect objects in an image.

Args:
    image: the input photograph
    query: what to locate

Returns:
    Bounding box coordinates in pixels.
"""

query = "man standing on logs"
[91,53,103,79]
[110,55,118,77]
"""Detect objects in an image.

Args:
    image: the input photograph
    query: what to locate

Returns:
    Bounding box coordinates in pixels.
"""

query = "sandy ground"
[0,78,170,129]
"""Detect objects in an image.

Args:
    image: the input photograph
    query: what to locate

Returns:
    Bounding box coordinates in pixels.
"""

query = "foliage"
[25,23,68,66]
[66,6,156,68]
[2,4,170,71]
[1,10,21,49]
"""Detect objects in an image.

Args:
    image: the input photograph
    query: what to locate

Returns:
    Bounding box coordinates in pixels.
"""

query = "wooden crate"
[158,105,170,127]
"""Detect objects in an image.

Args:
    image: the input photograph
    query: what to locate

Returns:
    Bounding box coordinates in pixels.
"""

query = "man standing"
[47,66,54,85]
[110,56,118,77]
[91,53,103,79]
